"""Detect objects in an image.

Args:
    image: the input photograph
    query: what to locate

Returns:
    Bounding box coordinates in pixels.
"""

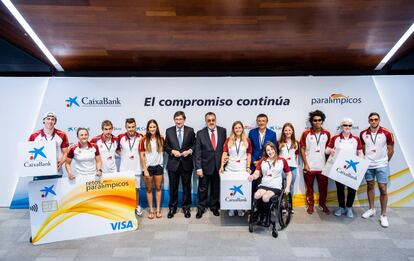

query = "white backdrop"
[1,76,413,207]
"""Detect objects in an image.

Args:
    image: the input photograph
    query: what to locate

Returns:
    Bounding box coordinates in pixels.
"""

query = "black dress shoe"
[211,209,220,216]
[167,209,176,219]
[184,209,191,218]
[196,209,204,219]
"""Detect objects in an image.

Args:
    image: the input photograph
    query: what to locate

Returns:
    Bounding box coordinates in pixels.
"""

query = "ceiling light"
[375,23,414,70]
[2,0,64,71]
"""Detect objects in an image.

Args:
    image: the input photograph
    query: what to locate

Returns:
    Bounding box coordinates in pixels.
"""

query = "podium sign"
[220,171,251,210]
[322,148,369,190]
[18,141,57,177]
[28,171,137,245]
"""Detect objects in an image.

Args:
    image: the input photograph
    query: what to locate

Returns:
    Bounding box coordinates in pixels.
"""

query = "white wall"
[0,77,48,206]
[0,76,413,207]
[373,76,414,179]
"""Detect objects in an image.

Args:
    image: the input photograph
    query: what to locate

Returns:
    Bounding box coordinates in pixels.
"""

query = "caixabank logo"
[311,93,362,105]
[65,95,122,108]
[24,146,51,167]
[225,185,247,202]
[336,159,360,181]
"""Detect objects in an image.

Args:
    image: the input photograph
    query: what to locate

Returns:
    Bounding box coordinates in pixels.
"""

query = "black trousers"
[335,181,356,208]
[168,163,192,211]
[197,170,220,211]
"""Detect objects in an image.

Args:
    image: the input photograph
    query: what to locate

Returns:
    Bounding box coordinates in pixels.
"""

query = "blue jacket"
[248,127,277,170]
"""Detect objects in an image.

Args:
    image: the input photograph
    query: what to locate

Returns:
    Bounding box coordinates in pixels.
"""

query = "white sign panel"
[28,171,137,245]
[322,149,369,190]
[220,171,252,210]
[18,141,57,177]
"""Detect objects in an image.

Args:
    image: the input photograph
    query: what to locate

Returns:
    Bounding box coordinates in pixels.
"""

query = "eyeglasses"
[207,119,216,123]
[342,124,352,127]
[369,118,379,122]
[312,119,322,122]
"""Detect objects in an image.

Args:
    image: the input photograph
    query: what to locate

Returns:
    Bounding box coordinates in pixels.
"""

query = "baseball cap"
[43,112,57,121]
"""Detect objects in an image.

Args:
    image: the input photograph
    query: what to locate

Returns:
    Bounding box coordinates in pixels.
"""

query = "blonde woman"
[220,121,252,217]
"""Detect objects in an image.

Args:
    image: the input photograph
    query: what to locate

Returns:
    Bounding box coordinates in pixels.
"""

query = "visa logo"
[110,220,133,231]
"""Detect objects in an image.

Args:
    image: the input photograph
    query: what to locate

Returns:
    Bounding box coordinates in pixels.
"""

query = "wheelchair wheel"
[278,192,292,229]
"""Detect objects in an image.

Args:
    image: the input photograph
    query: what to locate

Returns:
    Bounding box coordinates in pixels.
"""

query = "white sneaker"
[228,210,235,217]
[238,210,245,217]
[362,208,376,219]
[379,215,389,228]
[135,205,143,216]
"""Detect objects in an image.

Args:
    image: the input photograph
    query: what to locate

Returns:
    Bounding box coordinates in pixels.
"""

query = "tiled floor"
[0,207,413,260]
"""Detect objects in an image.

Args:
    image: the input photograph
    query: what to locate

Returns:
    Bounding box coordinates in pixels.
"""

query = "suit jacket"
[248,127,277,167]
[195,126,227,175]
[164,125,196,172]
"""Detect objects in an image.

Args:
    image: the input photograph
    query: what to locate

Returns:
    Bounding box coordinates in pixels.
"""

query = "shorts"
[143,165,164,176]
[365,166,390,184]
[257,185,281,195]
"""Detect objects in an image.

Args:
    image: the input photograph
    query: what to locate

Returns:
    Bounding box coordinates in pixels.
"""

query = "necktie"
[211,129,216,151]
[178,128,183,148]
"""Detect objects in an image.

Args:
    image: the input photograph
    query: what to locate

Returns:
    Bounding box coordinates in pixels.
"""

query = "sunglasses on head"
[369,118,379,122]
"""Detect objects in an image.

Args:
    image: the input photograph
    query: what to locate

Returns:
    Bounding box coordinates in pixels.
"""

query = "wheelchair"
[247,186,292,238]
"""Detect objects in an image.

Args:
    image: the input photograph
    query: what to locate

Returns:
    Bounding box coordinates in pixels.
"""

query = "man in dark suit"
[195,112,227,219]
[164,111,196,218]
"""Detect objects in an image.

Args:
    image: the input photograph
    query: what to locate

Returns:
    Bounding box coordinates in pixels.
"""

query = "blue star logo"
[345,159,360,172]
[40,185,56,198]
[229,185,244,196]
[28,146,47,160]
[65,96,79,107]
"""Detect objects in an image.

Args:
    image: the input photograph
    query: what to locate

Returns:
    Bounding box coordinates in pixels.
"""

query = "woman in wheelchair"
[248,142,292,228]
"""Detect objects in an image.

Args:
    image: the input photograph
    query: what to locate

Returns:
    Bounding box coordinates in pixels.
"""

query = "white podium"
[220,171,251,210]
[322,148,369,190]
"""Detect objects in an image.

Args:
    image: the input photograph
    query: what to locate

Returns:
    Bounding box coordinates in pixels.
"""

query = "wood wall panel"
[1,0,413,72]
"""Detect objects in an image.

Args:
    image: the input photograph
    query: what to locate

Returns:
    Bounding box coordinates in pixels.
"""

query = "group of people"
[28,109,394,227]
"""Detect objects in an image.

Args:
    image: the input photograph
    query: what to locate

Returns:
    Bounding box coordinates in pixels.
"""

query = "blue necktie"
[178,128,183,148]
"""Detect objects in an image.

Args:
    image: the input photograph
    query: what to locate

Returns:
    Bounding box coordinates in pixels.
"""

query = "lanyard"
[314,133,322,146]
[235,139,242,156]
[286,143,291,154]
[43,132,54,141]
[370,132,378,145]
[128,136,136,152]
[259,132,265,149]
[103,139,113,153]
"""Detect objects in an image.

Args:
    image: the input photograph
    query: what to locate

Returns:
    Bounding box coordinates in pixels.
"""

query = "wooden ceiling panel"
[1,0,414,72]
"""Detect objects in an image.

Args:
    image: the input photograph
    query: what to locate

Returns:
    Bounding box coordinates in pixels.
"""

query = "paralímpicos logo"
[311,93,362,105]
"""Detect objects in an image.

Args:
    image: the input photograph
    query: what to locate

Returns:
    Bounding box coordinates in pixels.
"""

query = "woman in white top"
[66,128,102,179]
[220,121,252,217]
[278,123,299,198]
[139,120,164,219]
[249,142,292,226]
[326,118,364,218]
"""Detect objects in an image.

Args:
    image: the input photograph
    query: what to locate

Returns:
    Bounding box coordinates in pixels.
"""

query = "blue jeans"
[283,167,297,195]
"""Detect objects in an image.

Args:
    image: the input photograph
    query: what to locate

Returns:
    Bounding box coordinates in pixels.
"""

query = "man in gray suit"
[195,112,227,218]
